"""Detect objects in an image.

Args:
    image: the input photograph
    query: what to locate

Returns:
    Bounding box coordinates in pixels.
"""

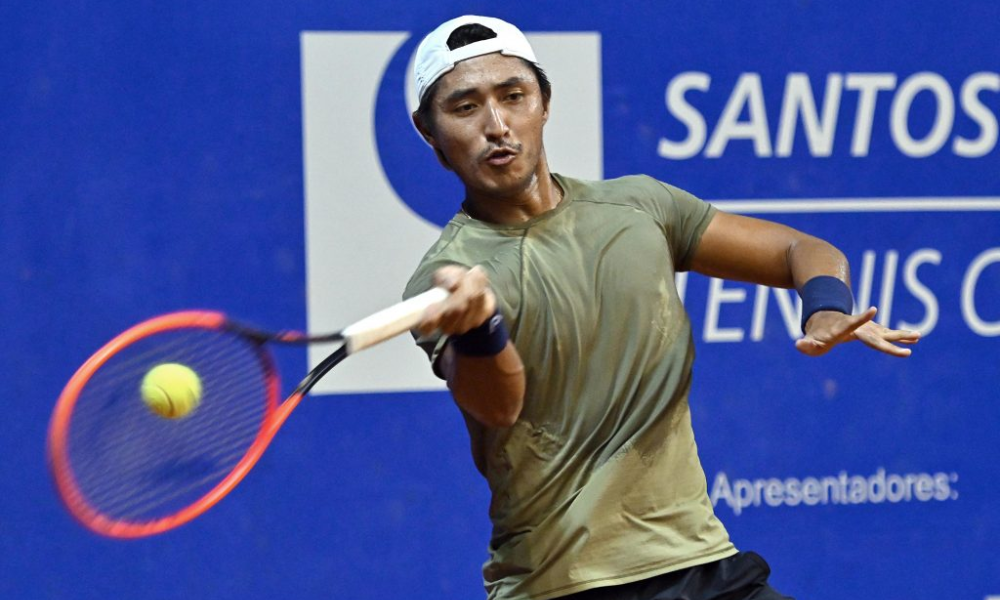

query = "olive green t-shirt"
[403,174,736,600]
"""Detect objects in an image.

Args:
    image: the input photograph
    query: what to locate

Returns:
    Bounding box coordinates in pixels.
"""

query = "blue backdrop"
[2,1,998,599]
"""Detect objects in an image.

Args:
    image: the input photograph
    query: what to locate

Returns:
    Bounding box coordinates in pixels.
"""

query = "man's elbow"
[455,378,525,429]
[471,397,523,428]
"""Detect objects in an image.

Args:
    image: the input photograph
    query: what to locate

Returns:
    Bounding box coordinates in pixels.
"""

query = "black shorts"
[559,552,794,600]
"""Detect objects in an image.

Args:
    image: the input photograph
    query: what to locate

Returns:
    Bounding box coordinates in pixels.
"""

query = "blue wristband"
[800,276,854,333]
[451,311,509,357]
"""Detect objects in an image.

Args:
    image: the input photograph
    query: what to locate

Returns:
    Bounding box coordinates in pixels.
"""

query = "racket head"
[47,311,281,538]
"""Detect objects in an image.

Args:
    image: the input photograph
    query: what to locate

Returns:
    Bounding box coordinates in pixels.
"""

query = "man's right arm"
[416,265,525,428]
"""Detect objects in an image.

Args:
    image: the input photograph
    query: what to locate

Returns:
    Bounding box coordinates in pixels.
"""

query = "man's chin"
[475,181,531,201]
[474,167,538,197]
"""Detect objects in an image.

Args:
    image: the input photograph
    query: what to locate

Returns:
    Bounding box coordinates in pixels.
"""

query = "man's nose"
[483,101,511,139]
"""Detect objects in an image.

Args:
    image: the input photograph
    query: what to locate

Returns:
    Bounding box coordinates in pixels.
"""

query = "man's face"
[416,53,549,199]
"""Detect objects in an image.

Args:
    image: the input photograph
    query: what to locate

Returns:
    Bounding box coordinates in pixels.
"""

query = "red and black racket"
[47,288,447,538]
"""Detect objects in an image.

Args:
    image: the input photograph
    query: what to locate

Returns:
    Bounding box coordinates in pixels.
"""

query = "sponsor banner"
[293,12,998,600]
[3,3,997,600]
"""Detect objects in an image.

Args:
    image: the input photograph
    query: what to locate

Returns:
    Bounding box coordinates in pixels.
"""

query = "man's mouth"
[483,147,519,166]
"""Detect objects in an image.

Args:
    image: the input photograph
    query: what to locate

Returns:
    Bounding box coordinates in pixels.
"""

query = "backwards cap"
[413,15,539,105]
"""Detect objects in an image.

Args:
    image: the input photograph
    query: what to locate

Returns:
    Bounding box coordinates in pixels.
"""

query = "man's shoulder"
[402,218,470,299]
[560,173,691,218]
[560,173,712,245]
[561,173,680,202]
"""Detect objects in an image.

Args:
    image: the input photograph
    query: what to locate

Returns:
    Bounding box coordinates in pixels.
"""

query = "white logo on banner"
[658,71,999,159]
[300,31,603,394]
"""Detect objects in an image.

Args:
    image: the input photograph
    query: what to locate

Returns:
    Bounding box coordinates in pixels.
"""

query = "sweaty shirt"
[403,174,736,600]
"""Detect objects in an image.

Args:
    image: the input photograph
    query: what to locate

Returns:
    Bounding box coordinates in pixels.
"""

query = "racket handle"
[342,287,449,354]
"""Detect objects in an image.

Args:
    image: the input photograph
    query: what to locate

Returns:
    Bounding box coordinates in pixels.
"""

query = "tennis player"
[403,15,920,600]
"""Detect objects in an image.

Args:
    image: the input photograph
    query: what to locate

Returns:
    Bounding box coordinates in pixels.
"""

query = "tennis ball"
[141,363,203,419]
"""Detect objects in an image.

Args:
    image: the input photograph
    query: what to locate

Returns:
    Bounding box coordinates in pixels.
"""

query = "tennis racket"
[47,288,448,539]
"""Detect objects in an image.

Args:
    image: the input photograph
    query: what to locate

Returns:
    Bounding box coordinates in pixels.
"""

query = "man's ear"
[433,148,454,171]
[413,111,454,172]
[412,112,436,147]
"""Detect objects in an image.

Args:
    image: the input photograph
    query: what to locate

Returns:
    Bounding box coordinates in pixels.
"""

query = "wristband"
[800,276,854,333]
[451,310,509,357]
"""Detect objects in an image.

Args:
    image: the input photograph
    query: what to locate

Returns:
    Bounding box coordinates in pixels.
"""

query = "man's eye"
[455,103,476,113]
[507,92,524,101]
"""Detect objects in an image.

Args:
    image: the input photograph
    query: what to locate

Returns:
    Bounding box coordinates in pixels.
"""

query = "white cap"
[413,15,539,105]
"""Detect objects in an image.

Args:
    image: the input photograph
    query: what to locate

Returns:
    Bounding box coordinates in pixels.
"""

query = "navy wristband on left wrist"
[800,276,854,333]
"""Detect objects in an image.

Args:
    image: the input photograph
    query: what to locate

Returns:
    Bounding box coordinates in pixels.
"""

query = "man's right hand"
[417,265,498,336]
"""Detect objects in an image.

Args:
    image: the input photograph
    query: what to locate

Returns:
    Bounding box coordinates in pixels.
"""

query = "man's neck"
[462,166,563,225]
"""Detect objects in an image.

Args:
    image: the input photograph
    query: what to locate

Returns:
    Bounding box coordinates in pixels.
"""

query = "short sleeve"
[402,257,464,380]
[650,179,717,271]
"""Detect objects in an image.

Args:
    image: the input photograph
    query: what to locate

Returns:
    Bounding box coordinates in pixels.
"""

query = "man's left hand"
[795,307,922,357]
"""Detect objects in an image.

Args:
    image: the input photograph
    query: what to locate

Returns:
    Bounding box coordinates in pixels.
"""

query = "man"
[403,15,919,600]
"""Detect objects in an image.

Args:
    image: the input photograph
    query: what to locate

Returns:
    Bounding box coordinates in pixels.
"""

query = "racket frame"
[49,311,285,537]
[48,287,447,538]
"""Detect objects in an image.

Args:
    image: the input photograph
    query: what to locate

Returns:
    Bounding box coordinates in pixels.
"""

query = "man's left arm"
[689,211,921,357]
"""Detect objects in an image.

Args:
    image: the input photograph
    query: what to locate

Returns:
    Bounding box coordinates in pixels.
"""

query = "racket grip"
[342,287,449,354]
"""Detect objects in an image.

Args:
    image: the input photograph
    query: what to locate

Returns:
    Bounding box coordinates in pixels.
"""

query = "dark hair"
[415,23,552,132]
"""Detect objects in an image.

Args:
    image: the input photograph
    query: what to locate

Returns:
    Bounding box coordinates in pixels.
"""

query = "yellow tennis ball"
[141,363,203,419]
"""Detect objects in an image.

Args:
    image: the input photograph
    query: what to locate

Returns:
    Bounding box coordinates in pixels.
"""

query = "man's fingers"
[851,321,917,357]
[880,329,922,343]
[857,320,921,342]
[416,303,445,336]
[858,334,913,357]
[420,265,497,336]
[854,322,920,356]
[432,265,468,290]
[839,306,878,337]
[418,300,477,336]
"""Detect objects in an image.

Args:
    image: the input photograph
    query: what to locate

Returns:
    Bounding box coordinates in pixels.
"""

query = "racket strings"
[73,332,212,394]
[70,356,265,488]
[75,413,264,515]
[92,445,254,521]
[65,327,272,523]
